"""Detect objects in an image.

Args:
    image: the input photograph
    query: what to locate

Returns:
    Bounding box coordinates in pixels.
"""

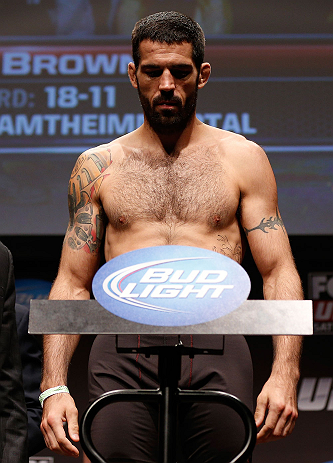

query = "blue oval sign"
[92,246,251,326]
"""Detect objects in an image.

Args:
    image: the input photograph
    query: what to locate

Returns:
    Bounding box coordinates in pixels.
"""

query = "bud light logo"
[92,246,251,326]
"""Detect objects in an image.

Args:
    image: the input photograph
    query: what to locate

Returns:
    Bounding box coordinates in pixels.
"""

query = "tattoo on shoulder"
[244,208,285,236]
[66,150,112,253]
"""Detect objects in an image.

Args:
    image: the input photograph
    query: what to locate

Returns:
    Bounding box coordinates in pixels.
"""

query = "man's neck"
[142,115,201,155]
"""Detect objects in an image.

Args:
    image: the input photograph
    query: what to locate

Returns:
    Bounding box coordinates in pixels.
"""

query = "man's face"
[131,40,200,134]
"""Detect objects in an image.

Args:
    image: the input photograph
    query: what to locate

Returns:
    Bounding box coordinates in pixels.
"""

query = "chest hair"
[104,147,235,228]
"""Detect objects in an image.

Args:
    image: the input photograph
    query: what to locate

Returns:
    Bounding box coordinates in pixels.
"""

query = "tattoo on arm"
[66,151,111,253]
[213,235,242,263]
[244,208,285,236]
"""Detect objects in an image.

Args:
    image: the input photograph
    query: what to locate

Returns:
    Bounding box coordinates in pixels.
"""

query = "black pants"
[88,334,253,463]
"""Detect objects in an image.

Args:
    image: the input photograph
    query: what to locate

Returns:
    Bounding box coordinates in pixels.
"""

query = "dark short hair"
[131,11,205,71]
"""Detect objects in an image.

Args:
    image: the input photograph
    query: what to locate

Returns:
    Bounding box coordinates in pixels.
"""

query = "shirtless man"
[40,11,303,463]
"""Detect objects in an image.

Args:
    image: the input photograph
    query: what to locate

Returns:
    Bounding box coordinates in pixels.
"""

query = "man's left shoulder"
[209,127,265,158]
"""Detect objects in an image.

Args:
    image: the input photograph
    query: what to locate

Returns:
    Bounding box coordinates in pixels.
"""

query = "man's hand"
[40,393,80,457]
[254,373,298,444]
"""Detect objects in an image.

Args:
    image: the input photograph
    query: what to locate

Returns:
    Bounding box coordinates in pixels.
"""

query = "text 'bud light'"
[92,246,251,326]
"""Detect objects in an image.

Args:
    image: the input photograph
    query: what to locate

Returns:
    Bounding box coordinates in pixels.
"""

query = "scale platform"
[29,298,312,335]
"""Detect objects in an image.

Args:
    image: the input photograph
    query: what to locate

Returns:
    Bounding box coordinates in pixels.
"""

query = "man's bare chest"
[100,150,239,229]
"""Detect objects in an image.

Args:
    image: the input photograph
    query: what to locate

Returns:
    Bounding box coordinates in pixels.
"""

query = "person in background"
[0,241,28,462]
[16,303,45,457]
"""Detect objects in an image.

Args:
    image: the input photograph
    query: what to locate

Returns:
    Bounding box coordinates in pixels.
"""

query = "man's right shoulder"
[80,142,113,163]
[78,138,130,165]
[71,141,118,178]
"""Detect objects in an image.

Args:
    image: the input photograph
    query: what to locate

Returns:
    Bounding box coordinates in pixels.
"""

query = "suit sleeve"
[0,243,28,462]
[16,303,45,456]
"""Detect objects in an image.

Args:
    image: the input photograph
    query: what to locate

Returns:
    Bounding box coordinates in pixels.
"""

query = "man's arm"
[40,150,111,457]
[239,141,303,444]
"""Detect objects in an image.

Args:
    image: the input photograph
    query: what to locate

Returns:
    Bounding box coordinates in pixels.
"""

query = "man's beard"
[137,84,198,135]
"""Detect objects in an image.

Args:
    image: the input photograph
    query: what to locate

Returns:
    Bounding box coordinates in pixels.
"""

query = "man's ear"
[128,62,138,88]
[198,62,211,89]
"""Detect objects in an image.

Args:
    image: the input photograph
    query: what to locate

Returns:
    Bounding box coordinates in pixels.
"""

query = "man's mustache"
[153,95,182,107]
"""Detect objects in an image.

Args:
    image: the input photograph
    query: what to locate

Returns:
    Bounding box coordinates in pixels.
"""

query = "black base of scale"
[80,338,257,463]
